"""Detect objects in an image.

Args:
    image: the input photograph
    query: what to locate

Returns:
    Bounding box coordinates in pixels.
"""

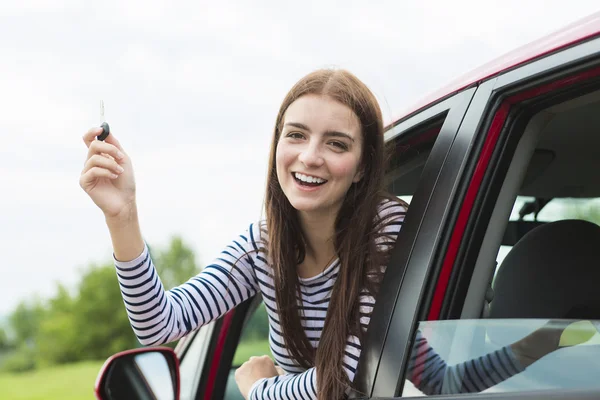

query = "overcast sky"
[1,1,598,315]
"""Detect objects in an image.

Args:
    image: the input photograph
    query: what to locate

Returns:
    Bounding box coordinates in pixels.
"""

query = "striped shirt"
[113,200,524,399]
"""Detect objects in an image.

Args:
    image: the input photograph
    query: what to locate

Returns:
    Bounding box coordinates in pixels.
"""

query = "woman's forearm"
[105,202,145,262]
[509,322,562,368]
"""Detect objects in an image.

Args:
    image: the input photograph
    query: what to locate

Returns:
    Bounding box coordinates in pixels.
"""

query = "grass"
[0,340,272,399]
[0,360,104,400]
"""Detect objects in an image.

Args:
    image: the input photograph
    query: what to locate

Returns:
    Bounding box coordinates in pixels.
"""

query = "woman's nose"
[298,144,324,167]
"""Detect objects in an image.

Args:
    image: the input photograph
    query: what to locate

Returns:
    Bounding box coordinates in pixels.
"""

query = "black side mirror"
[95,347,180,400]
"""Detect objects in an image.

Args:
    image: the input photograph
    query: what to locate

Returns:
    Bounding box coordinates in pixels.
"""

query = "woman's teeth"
[294,172,326,185]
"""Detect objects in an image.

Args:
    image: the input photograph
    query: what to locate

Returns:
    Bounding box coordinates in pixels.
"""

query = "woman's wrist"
[105,200,138,226]
[105,202,145,262]
[509,322,564,368]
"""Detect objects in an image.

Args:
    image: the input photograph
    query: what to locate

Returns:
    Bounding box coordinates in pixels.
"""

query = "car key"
[98,100,110,141]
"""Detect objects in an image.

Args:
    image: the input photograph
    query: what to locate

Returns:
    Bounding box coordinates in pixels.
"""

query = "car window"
[178,323,215,400]
[224,302,272,400]
[386,121,443,198]
[401,86,600,396]
[232,302,271,366]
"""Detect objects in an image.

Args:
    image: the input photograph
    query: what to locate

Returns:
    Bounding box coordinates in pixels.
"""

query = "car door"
[361,18,600,400]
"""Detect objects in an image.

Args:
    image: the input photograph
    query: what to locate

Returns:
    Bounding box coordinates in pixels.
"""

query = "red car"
[96,11,600,400]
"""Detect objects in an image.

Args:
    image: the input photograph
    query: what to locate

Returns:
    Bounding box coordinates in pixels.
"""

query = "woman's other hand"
[235,355,279,399]
[510,319,598,368]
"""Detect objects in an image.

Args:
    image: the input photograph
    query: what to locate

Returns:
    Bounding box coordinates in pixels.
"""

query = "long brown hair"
[264,69,397,399]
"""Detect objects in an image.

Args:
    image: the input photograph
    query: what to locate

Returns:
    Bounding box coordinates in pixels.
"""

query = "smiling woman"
[79,68,560,400]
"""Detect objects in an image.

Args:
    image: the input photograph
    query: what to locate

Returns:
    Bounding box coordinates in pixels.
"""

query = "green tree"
[9,299,45,347]
[70,263,138,360]
[240,303,269,342]
[153,235,200,290]
[0,327,13,352]
[150,236,201,348]
[36,284,79,366]
[5,235,201,370]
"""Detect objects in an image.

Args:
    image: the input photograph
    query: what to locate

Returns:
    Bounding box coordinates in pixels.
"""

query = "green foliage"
[4,235,202,372]
[36,284,79,366]
[231,304,271,366]
[239,303,269,342]
[1,345,37,373]
[153,235,200,290]
[0,327,14,352]
[34,268,138,366]
[9,300,45,347]
[70,264,139,360]
[232,340,272,367]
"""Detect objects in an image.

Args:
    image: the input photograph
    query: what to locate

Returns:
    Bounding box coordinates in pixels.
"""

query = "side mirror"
[95,347,180,400]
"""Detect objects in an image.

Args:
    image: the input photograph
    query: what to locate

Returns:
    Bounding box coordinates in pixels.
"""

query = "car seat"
[489,219,600,319]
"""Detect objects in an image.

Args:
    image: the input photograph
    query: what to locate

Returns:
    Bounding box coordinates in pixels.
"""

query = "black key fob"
[98,122,110,141]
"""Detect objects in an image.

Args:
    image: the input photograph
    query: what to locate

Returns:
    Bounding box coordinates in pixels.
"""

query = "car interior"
[463,88,600,321]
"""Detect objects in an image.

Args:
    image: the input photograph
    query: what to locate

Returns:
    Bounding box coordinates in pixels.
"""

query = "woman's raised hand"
[79,127,137,219]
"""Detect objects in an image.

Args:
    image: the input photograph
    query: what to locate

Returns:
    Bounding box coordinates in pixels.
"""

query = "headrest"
[489,219,600,319]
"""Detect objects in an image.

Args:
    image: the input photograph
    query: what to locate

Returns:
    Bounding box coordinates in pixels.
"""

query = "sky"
[1,0,599,315]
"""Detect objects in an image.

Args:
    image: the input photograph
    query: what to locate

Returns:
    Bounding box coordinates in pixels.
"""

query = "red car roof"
[390,11,600,125]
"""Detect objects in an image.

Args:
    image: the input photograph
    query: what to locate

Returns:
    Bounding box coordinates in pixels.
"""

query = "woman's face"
[276,94,363,217]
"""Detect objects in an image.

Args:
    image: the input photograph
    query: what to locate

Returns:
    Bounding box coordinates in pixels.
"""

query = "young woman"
[80,69,569,399]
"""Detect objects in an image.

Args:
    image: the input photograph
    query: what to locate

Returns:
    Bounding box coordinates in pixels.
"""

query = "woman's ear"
[353,168,364,183]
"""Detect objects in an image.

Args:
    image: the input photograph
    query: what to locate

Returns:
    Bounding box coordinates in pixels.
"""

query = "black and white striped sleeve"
[113,223,262,346]
[407,330,525,395]
[249,367,318,400]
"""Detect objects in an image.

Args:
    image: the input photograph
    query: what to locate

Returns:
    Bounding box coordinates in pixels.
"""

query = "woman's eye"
[330,141,349,151]
[286,132,304,139]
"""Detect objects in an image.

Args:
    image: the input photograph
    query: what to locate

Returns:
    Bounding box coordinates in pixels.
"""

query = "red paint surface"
[204,310,235,400]
[94,346,180,400]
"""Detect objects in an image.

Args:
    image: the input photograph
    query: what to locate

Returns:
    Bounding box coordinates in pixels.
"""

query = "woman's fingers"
[83,127,103,148]
[79,166,120,188]
[86,139,125,164]
[103,130,124,150]
[83,153,125,176]
[82,127,125,152]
